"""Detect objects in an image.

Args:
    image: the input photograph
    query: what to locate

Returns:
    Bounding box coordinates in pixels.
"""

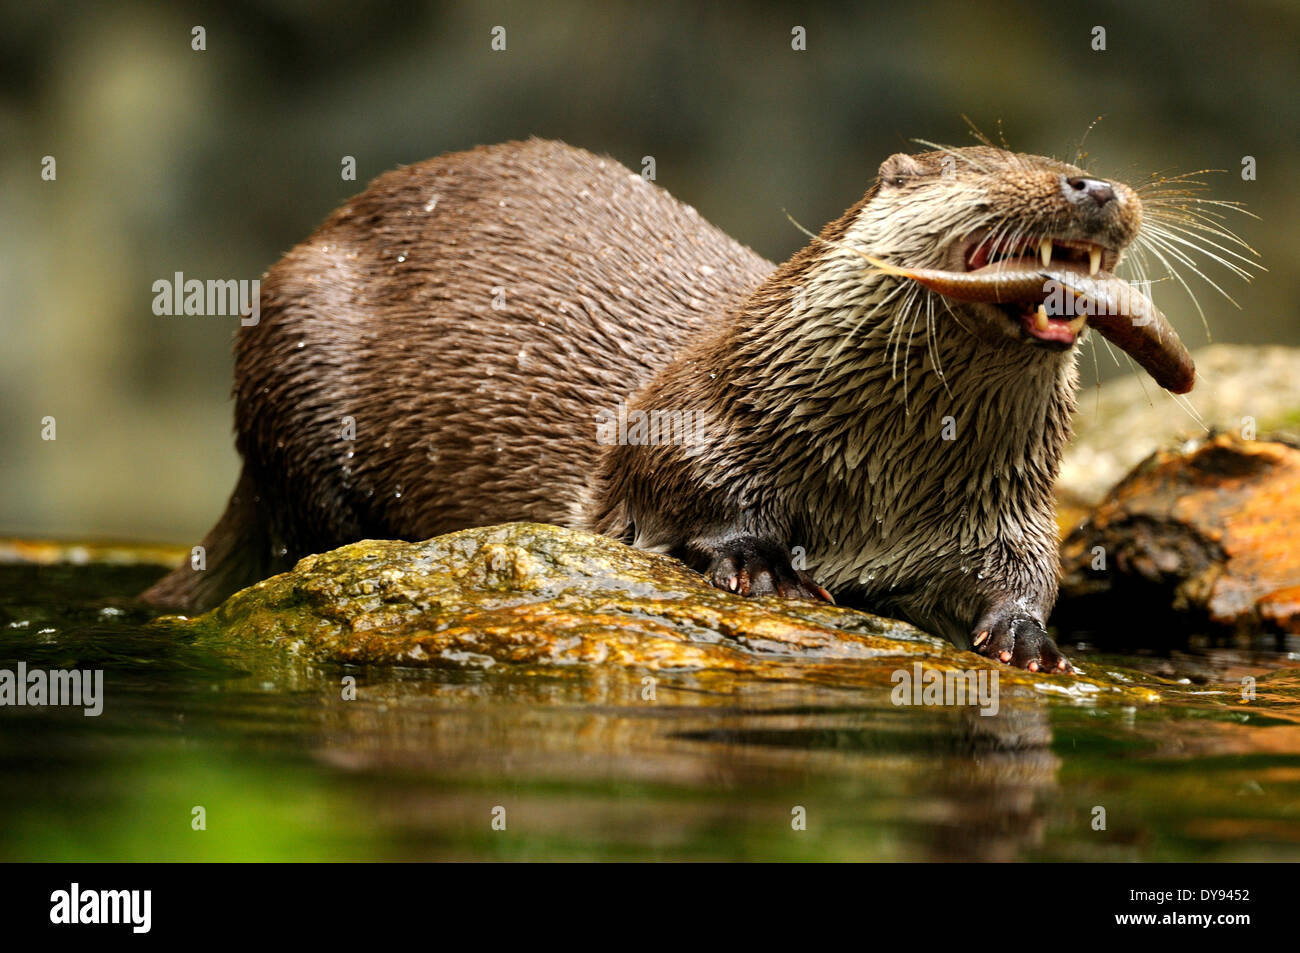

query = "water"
[1,558,1298,861]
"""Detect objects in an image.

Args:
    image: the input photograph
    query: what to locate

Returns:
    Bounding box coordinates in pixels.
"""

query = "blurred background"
[1,0,1296,543]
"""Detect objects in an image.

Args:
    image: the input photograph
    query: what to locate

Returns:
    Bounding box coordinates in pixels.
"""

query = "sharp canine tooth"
[1040,238,1053,268]
[1089,245,1102,276]
[1035,305,1049,331]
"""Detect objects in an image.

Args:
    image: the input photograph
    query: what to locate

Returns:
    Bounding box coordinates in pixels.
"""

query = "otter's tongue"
[1015,302,1077,345]
[895,258,1196,394]
[965,258,1105,346]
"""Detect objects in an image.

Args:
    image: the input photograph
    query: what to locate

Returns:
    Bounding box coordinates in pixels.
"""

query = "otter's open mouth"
[963,233,1117,349]
[857,240,1195,394]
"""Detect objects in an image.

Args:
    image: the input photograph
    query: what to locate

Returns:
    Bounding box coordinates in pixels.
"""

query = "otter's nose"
[1065,175,1117,208]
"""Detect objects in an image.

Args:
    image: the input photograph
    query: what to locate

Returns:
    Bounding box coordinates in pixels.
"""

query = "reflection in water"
[0,562,1298,860]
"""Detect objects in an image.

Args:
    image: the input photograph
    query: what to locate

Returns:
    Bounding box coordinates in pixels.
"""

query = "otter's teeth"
[1035,305,1050,331]
[1067,314,1087,336]
[1089,245,1102,276]
[1040,238,1053,268]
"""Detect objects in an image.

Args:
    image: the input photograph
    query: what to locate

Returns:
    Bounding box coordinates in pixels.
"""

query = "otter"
[143,138,1199,672]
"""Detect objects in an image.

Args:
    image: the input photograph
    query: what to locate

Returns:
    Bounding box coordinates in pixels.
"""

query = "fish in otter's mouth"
[859,237,1196,395]
[962,232,1116,349]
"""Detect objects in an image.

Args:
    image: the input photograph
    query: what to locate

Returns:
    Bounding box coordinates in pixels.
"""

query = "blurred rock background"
[1,0,1296,543]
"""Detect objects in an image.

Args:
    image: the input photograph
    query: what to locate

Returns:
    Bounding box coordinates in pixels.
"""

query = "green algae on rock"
[168,523,926,667]
[160,523,1159,701]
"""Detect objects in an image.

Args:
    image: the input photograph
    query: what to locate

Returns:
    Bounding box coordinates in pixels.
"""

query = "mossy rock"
[160,522,1161,702]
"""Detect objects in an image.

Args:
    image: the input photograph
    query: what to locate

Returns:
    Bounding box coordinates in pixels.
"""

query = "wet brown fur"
[144,138,1143,654]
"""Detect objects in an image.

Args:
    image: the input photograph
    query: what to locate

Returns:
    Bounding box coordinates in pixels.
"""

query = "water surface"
[2,558,1297,861]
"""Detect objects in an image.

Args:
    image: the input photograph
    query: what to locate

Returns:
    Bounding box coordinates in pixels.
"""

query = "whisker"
[1171,391,1209,432]
[1147,198,1260,223]
[1072,115,1105,168]
[1088,334,1102,416]
[1131,233,1212,339]
[1143,220,1261,278]
[1143,208,1264,260]
[815,283,903,390]
[910,138,993,174]
[1124,350,1156,409]
[886,283,919,380]
[901,290,926,415]
[925,293,953,398]
[1097,331,1124,370]
[1141,229,1242,308]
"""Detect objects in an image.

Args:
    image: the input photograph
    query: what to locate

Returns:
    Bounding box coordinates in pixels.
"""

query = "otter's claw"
[971,610,1071,673]
[697,537,833,603]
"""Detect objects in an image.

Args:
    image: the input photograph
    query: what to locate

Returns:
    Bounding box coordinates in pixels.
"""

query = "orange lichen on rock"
[154,522,1158,699]
[1060,433,1300,635]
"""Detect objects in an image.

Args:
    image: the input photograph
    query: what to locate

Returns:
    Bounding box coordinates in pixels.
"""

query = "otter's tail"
[140,466,274,613]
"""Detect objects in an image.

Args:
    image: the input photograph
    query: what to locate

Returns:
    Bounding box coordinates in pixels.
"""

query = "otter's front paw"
[971,610,1072,673]
[698,536,833,603]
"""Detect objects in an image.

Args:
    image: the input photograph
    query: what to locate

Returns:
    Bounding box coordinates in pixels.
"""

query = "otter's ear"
[878,152,925,186]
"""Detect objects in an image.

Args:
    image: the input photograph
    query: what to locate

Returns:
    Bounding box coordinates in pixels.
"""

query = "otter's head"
[859,147,1141,346]
[819,146,1205,393]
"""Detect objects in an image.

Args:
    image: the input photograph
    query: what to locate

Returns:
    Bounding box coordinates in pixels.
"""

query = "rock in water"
[1058,433,1300,638]
[171,522,941,671]
[156,522,1155,699]
[1059,344,1300,509]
